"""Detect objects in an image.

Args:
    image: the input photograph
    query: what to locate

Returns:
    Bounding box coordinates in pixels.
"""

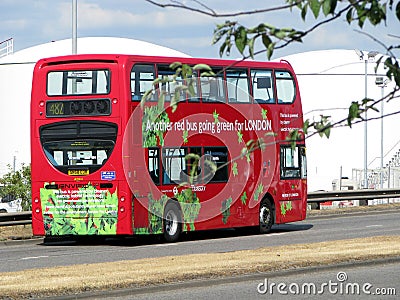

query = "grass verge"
[0,235,399,299]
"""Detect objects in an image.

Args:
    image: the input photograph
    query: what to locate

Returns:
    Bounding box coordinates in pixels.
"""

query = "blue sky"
[0,0,399,59]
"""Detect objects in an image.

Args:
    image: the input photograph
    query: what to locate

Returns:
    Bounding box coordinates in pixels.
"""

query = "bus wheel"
[163,201,182,242]
[259,199,273,234]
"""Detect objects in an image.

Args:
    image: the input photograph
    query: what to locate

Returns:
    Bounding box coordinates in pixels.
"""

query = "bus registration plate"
[68,169,89,176]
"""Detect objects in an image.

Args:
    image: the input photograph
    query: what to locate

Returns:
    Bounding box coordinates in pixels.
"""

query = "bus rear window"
[43,140,115,175]
[40,121,117,175]
[47,70,110,96]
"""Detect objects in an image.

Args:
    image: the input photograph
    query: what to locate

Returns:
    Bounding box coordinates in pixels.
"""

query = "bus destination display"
[46,99,111,117]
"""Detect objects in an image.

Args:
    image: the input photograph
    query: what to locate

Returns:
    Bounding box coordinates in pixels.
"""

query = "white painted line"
[20,255,49,260]
[365,225,383,228]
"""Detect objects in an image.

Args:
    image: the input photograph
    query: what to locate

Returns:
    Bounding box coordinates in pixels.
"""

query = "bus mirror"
[257,77,271,89]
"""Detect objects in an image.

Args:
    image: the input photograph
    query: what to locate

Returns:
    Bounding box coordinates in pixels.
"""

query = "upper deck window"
[157,65,185,102]
[200,68,226,103]
[276,71,296,104]
[226,69,250,103]
[47,70,110,96]
[251,69,274,103]
[131,64,155,101]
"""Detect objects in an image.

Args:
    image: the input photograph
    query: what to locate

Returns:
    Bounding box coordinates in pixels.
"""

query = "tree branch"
[145,0,302,17]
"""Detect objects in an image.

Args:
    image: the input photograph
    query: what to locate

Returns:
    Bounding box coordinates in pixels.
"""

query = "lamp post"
[72,0,77,54]
[355,50,379,189]
[375,76,391,189]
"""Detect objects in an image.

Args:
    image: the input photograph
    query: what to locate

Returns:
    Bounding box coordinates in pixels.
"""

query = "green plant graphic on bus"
[148,193,168,234]
[280,201,293,216]
[40,183,118,235]
[147,189,201,233]
[142,106,171,147]
[221,197,233,224]
[177,188,201,231]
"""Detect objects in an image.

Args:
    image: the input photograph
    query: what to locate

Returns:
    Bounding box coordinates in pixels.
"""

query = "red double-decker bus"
[31,54,307,242]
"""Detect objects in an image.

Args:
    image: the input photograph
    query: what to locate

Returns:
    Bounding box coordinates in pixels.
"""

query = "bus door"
[278,144,306,223]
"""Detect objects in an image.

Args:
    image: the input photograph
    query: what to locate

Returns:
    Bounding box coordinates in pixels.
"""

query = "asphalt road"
[1,210,399,273]
[102,260,399,300]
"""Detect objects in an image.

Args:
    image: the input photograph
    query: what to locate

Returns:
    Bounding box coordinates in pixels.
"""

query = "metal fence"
[1,189,400,226]
[0,211,31,226]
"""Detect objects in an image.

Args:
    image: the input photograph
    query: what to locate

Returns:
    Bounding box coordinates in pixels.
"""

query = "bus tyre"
[163,201,182,242]
[259,199,273,234]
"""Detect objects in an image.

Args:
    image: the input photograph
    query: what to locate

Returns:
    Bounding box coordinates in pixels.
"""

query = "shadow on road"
[41,223,313,247]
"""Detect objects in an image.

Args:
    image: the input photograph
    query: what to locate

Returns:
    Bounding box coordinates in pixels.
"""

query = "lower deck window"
[147,146,229,185]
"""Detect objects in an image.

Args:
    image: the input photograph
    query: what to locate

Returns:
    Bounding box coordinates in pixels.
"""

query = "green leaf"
[237,130,243,143]
[219,42,227,57]
[213,110,219,123]
[234,26,247,54]
[158,91,165,111]
[267,43,275,60]
[280,202,287,216]
[347,101,360,127]
[261,108,268,119]
[140,89,153,108]
[261,33,272,49]
[253,183,264,202]
[323,123,331,138]
[232,162,238,176]
[241,192,247,205]
[193,64,212,72]
[322,0,337,16]
[346,8,353,24]
[303,119,310,135]
[309,0,321,19]
[188,81,196,97]
[358,14,366,28]
[301,5,307,20]
[169,62,182,70]
[274,29,287,40]
[248,37,255,59]
[182,130,188,144]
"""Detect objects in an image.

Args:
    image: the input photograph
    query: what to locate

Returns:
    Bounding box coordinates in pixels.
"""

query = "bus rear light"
[112,98,118,104]
[39,101,45,107]
[120,207,125,213]
[34,198,39,203]
[35,208,40,213]
[120,197,125,202]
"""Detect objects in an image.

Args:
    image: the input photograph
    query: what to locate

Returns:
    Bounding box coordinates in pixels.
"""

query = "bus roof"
[35,54,295,71]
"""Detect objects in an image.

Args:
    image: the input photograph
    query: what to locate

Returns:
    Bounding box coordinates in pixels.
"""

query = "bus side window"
[276,71,296,104]
[226,69,250,103]
[251,69,274,103]
[131,64,155,101]
[204,147,229,183]
[162,148,187,184]
[148,148,160,185]
[187,72,201,102]
[157,65,186,103]
[200,68,226,103]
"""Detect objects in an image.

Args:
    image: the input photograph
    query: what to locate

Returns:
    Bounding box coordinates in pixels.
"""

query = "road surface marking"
[20,255,49,260]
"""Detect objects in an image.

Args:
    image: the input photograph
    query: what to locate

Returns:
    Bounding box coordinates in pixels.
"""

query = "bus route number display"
[46,99,111,117]
[46,101,65,116]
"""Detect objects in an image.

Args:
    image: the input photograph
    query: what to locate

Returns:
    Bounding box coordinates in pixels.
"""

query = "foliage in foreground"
[0,164,31,211]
